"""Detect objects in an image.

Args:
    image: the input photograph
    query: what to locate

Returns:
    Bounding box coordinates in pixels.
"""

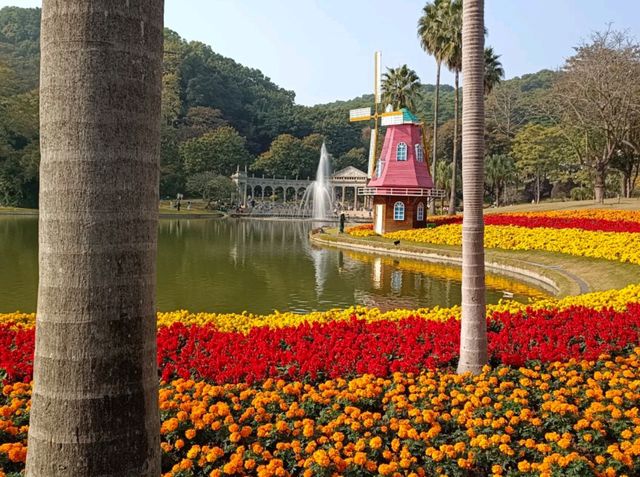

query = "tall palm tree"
[484,46,504,96]
[457,0,488,375]
[441,0,462,215]
[26,1,164,475]
[418,0,449,213]
[485,153,515,206]
[381,64,422,111]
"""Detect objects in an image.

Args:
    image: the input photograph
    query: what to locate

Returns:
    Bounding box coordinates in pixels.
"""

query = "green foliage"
[0,6,568,208]
[186,172,236,201]
[334,147,368,172]
[484,47,504,96]
[251,134,324,179]
[381,65,422,111]
[511,124,578,201]
[180,126,251,177]
[0,6,40,92]
[485,154,516,205]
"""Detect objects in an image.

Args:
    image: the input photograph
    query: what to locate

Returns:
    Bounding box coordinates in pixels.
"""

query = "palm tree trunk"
[430,61,441,214]
[457,0,488,375]
[26,2,164,475]
[448,70,460,215]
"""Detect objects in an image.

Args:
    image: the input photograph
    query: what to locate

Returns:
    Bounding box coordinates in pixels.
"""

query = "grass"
[0,201,224,217]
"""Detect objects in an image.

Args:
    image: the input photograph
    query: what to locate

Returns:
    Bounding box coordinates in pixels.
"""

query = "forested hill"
[0,6,556,206]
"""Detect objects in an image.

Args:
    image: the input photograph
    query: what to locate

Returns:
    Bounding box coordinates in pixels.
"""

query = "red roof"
[367,123,434,189]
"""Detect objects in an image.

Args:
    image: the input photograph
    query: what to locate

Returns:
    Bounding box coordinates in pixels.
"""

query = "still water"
[0,216,545,314]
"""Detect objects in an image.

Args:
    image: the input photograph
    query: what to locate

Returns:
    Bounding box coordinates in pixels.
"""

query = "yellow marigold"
[369,436,383,449]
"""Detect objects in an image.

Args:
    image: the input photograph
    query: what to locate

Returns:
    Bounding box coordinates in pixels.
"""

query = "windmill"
[349,51,405,179]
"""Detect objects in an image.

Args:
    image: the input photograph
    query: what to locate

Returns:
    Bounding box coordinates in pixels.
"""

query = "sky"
[2,1,640,106]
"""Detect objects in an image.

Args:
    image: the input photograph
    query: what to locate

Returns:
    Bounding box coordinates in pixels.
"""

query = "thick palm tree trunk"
[430,61,441,214]
[457,0,487,375]
[26,2,164,475]
[448,70,460,215]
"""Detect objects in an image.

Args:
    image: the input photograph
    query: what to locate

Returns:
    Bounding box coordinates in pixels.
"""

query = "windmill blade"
[368,127,377,179]
[349,107,372,122]
[374,51,381,105]
[380,111,403,126]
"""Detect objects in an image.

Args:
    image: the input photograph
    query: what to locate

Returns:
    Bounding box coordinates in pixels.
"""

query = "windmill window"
[393,201,405,221]
[415,144,424,162]
[396,142,408,161]
[417,202,425,221]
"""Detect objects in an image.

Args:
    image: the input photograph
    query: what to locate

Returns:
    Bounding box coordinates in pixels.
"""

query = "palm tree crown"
[484,46,505,95]
[381,65,422,111]
[418,0,450,63]
[440,0,463,73]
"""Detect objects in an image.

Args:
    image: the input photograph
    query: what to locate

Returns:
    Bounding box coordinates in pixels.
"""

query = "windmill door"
[374,204,385,235]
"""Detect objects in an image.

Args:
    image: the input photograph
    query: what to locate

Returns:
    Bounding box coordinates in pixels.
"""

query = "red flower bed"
[434,214,640,233]
[485,215,640,233]
[1,305,639,384]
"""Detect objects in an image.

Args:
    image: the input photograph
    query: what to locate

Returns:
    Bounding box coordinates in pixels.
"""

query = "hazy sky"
[2,1,640,105]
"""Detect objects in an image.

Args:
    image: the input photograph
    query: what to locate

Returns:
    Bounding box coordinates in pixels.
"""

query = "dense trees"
[2,6,639,207]
[186,173,236,201]
[252,134,324,179]
[550,29,640,202]
[180,126,251,177]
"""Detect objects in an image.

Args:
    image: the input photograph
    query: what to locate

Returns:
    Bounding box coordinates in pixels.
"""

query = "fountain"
[300,142,334,220]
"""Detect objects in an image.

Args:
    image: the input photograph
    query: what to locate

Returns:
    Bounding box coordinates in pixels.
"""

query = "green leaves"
[180,126,251,178]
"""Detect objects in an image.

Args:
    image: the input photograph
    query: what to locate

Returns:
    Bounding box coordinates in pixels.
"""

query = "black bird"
[393,240,400,246]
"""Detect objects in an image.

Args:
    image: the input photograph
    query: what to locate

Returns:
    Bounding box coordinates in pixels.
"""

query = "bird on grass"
[393,240,400,246]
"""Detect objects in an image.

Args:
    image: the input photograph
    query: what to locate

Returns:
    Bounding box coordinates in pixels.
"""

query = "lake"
[0,216,545,314]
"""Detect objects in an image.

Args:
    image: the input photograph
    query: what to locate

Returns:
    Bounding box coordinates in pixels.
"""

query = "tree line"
[1,6,637,209]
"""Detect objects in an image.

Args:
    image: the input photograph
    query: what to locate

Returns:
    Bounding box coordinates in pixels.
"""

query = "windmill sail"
[368,128,377,178]
[349,107,372,122]
[374,51,381,105]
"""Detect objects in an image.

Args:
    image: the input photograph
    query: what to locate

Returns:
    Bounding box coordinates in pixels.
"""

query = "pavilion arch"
[264,186,273,199]
[297,187,306,200]
[253,185,263,199]
[274,186,285,202]
[286,186,297,202]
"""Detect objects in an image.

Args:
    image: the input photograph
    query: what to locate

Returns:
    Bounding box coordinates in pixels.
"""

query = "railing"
[357,187,446,198]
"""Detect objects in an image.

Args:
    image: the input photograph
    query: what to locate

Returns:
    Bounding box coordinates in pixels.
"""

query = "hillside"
[0,6,556,206]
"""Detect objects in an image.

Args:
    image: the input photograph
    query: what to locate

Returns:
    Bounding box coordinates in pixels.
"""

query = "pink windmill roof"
[367,123,434,188]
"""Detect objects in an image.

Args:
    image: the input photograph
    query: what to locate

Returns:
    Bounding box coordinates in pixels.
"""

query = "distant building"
[231,165,369,210]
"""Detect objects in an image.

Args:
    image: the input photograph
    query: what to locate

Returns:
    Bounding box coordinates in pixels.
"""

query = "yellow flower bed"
[386,224,640,265]
[346,224,376,237]
[2,284,640,335]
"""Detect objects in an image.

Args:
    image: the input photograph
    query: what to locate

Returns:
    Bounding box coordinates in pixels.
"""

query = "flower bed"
[427,209,640,234]
[1,298,639,385]
[346,223,376,237]
[386,224,640,265]
[3,208,640,476]
[2,350,640,477]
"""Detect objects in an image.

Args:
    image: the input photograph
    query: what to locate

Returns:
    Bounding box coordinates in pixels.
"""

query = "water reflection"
[0,216,547,314]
